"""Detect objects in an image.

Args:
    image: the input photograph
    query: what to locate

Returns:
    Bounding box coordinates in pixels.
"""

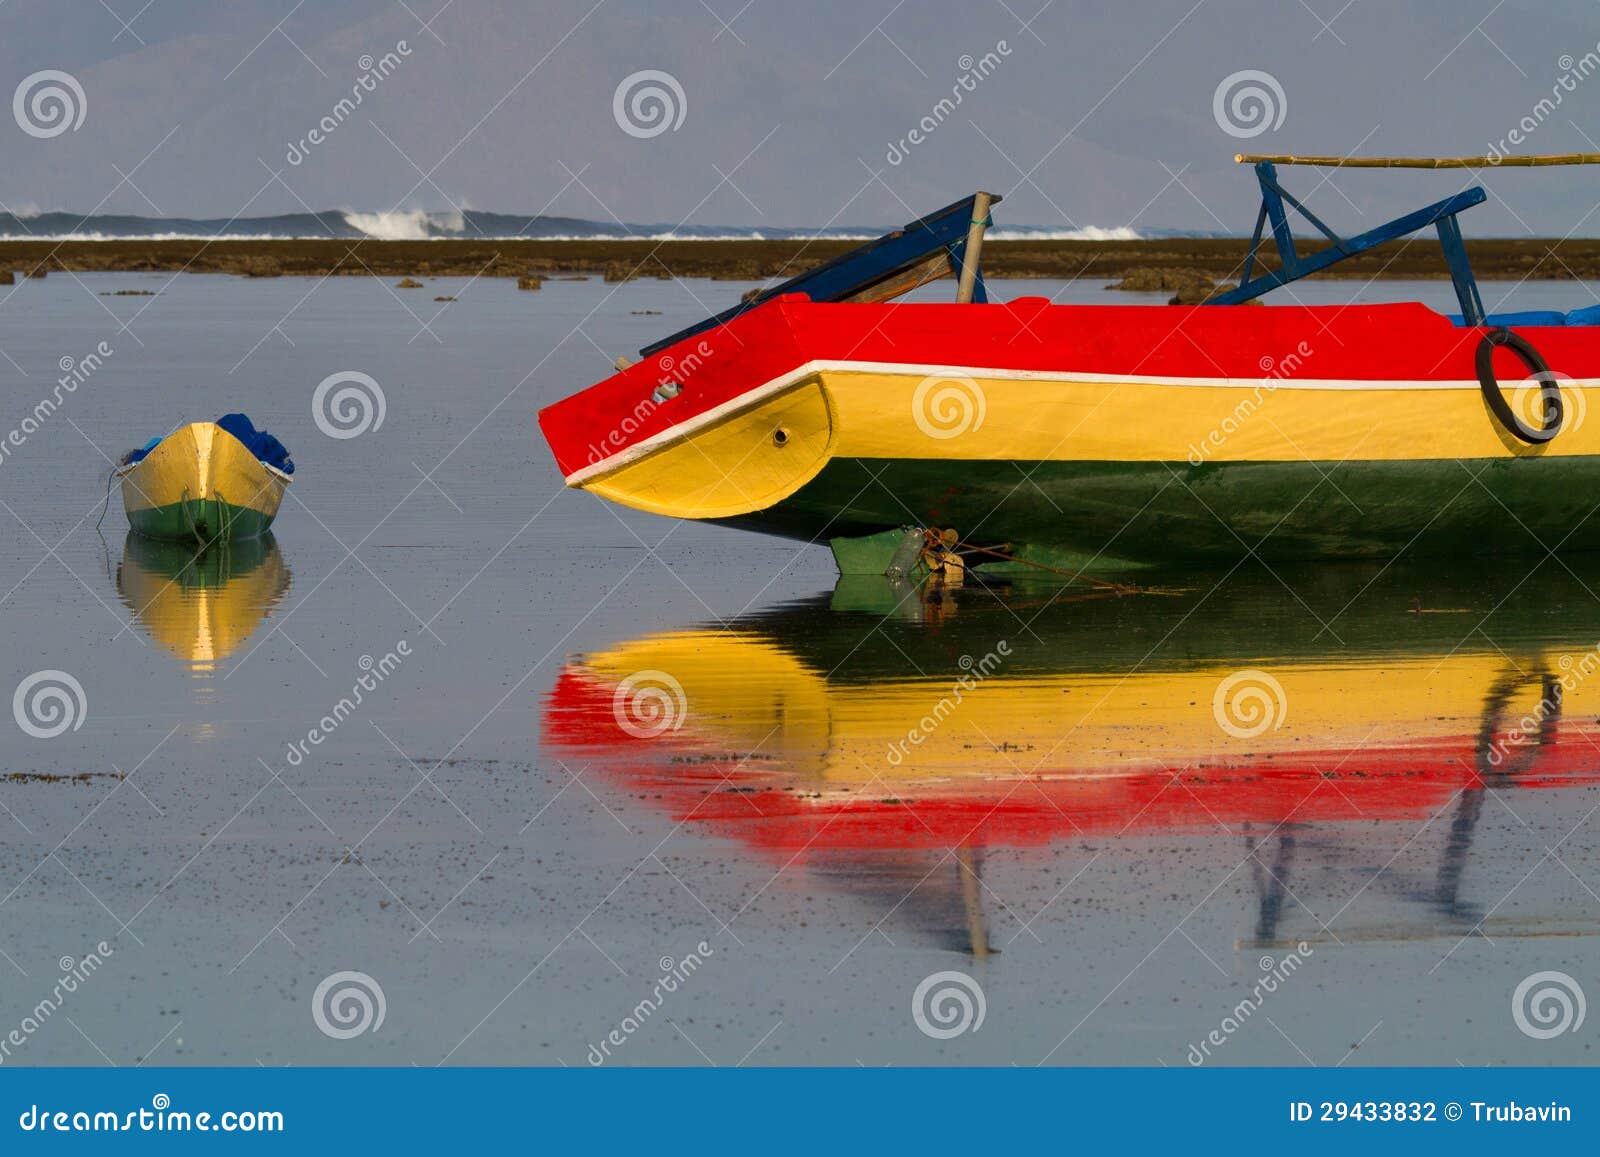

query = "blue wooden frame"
[1208,162,1488,325]
[639,193,1000,357]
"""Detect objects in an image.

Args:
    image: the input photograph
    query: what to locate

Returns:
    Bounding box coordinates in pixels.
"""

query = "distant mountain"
[0,208,1220,241]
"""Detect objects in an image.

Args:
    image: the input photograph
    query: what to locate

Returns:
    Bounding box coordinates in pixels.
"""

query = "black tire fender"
[1476,326,1563,444]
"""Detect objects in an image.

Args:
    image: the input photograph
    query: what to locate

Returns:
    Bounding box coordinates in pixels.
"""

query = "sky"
[5,0,1600,234]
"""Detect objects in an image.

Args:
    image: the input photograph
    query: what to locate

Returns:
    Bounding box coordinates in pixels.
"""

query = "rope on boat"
[926,530,1139,593]
[93,467,116,532]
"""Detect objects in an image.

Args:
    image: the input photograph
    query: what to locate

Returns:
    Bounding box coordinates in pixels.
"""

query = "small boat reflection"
[545,563,1600,955]
[117,532,291,674]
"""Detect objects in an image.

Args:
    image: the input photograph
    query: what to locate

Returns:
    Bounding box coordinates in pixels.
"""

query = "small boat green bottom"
[724,456,1600,573]
[127,498,276,544]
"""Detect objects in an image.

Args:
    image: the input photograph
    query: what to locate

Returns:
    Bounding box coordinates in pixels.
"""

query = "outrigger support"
[1208,160,1488,325]
[640,191,1002,357]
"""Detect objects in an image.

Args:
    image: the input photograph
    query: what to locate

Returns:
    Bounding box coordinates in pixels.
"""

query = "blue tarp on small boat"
[126,414,295,474]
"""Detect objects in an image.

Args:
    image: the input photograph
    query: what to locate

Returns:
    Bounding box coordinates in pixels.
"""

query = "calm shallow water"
[1,271,1598,1066]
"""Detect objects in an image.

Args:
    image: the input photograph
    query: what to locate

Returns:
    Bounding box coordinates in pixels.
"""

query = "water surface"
[1,272,1597,1066]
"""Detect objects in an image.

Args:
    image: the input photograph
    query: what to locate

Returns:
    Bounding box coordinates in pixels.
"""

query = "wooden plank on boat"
[838,250,953,304]
[1236,153,1600,167]
[955,190,995,304]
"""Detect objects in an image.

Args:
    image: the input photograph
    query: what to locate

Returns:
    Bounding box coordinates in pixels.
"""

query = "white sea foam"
[340,209,466,239]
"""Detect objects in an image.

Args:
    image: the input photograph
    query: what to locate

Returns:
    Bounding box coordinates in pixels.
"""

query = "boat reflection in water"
[117,532,291,675]
[545,563,1600,956]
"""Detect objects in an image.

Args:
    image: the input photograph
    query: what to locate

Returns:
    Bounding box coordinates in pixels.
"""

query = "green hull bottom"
[715,456,1600,572]
[127,498,275,543]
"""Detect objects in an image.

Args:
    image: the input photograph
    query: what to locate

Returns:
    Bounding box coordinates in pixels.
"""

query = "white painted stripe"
[561,358,1600,485]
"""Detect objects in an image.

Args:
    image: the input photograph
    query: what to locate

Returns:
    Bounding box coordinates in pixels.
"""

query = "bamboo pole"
[955,191,994,304]
[1235,153,1600,168]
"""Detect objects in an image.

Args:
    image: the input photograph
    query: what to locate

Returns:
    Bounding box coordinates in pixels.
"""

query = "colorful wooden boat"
[117,415,292,542]
[116,533,291,671]
[539,160,1600,574]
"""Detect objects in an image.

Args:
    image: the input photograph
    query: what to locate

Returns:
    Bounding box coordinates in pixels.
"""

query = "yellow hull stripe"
[574,365,1600,520]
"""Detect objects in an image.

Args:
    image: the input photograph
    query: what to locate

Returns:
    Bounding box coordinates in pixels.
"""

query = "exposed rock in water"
[0,270,13,285]
[517,275,543,290]
[434,295,457,301]
[1106,266,1216,295]
[396,277,424,288]
[239,256,282,277]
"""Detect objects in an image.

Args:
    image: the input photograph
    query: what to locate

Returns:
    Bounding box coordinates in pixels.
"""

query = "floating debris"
[517,275,543,291]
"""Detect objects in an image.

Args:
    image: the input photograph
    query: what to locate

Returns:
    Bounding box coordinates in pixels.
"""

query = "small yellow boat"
[116,414,293,542]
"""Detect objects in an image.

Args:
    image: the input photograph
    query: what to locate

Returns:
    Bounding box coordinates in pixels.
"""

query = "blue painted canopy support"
[639,192,1001,357]
[1208,162,1488,325]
